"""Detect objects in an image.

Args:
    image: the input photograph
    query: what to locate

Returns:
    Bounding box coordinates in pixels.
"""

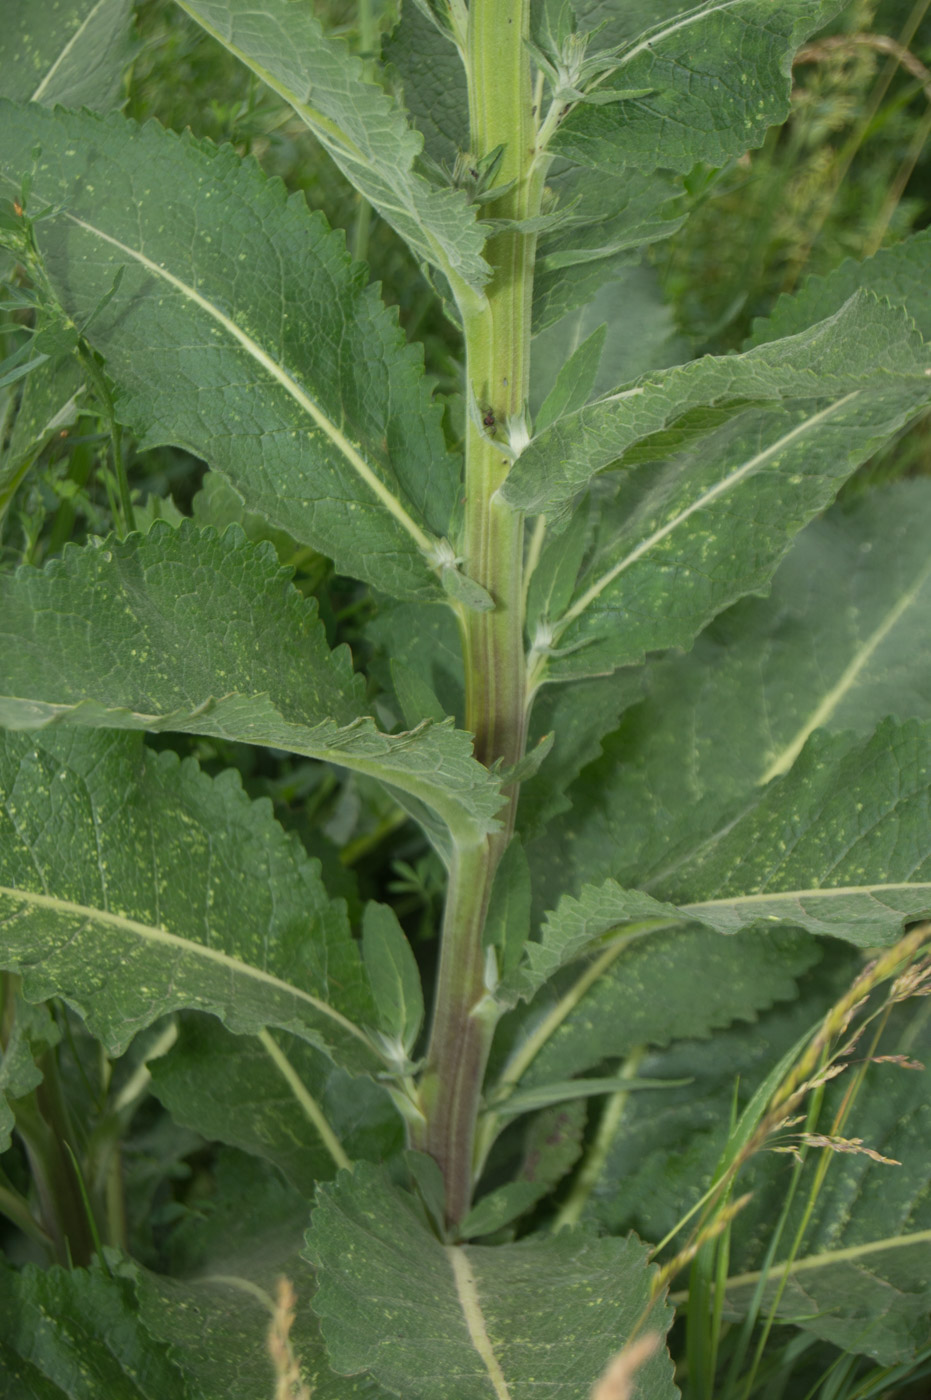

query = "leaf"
[0,727,380,1072]
[748,226,931,347]
[510,299,931,679]
[531,263,684,419]
[0,348,85,525]
[484,838,532,980]
[390,659,447,727]
[518,668,645,837]
[0,995,60,1154]
[581,958,855,1241]
[536,167,681,276]
[0,522,503,846]
[0,101,455,601]
[0,0,136,110]
[527,482,931,915]
[190,470,311,565]
[658,480,931,791]
[148,1015,403,1193]
[496,923,819,1090]
[532,168,683,333]
[459,1182,543,1239]
[304,1162,677,1399]
[461,1100,588,1239]
[533,323,606,435]
[0,1259,190,1399]
[650,719,931,944]
[507,292,931,518]
[718,998,931,1365]
[131,1205,395,1400]
[524,719,931,1015]
[174,0,488,290]
[383,1,469,171]
[367,597,465,728]
[0,1171,391,1400]
[362,903,424,1058]
[551,0,842,175]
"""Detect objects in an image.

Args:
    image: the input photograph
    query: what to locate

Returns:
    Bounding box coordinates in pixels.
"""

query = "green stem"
[417,0,542,1230]
[417,839,500,1226]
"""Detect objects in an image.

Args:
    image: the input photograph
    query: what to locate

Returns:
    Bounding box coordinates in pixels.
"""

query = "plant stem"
[418,0,541,1229]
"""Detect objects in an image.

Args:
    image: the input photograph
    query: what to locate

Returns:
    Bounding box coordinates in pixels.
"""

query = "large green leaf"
[304,1162,677,1399]
[173,0,488,290]
[551,0,841,175]
[133,1165,395,1400]
[748,227,931,347]
[531,168,684,333]
[383,0,468,170]
[649,480,931,790]
[148,1015,403,1194]
[0,101,455,601]
[492,923,818,1091]
[0,727,379,1072]
[0,1191,392,1399]
[507,295,931,679]
[579,962,854,1242]
[0,1260,190,1399]
[0,523,503,846]
[521,719,931,1015]
[507,293,931,517]
[0,0,136,110]
[527,483,931,916]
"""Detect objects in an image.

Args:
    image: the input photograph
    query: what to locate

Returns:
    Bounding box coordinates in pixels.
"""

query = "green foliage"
[1,1,931,1396]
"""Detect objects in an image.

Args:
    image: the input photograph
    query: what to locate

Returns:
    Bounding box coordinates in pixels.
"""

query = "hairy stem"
[419,0,541,1229]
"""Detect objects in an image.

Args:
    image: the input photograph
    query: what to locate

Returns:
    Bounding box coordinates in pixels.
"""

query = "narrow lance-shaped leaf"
[551,0,843,175]
[304,1162,677,1399]
[362,903,424,1059]
[0,522,504,847]
[173,0,489,290]
[0,727,380,1072]
[0,0,136,110]
[0,101,455,601]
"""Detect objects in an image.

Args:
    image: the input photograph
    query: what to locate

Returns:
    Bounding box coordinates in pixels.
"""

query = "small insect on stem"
[482,408,496,432]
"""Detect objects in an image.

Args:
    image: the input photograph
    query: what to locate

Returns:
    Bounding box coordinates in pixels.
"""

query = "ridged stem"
[418,0,542,1229]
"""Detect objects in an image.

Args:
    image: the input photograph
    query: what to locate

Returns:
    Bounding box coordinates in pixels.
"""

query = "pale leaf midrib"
[683,881,931,913]
[557,392,859,633]
[0,696,495,845]
[64,213,434,555]
[173,0,468,287]
[0,884,371,1047]
[30,0,109,101]
[760,552,931,783]
[618,0,749,68]
[446,1247,511,1400]
[723,1227,931,1291]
